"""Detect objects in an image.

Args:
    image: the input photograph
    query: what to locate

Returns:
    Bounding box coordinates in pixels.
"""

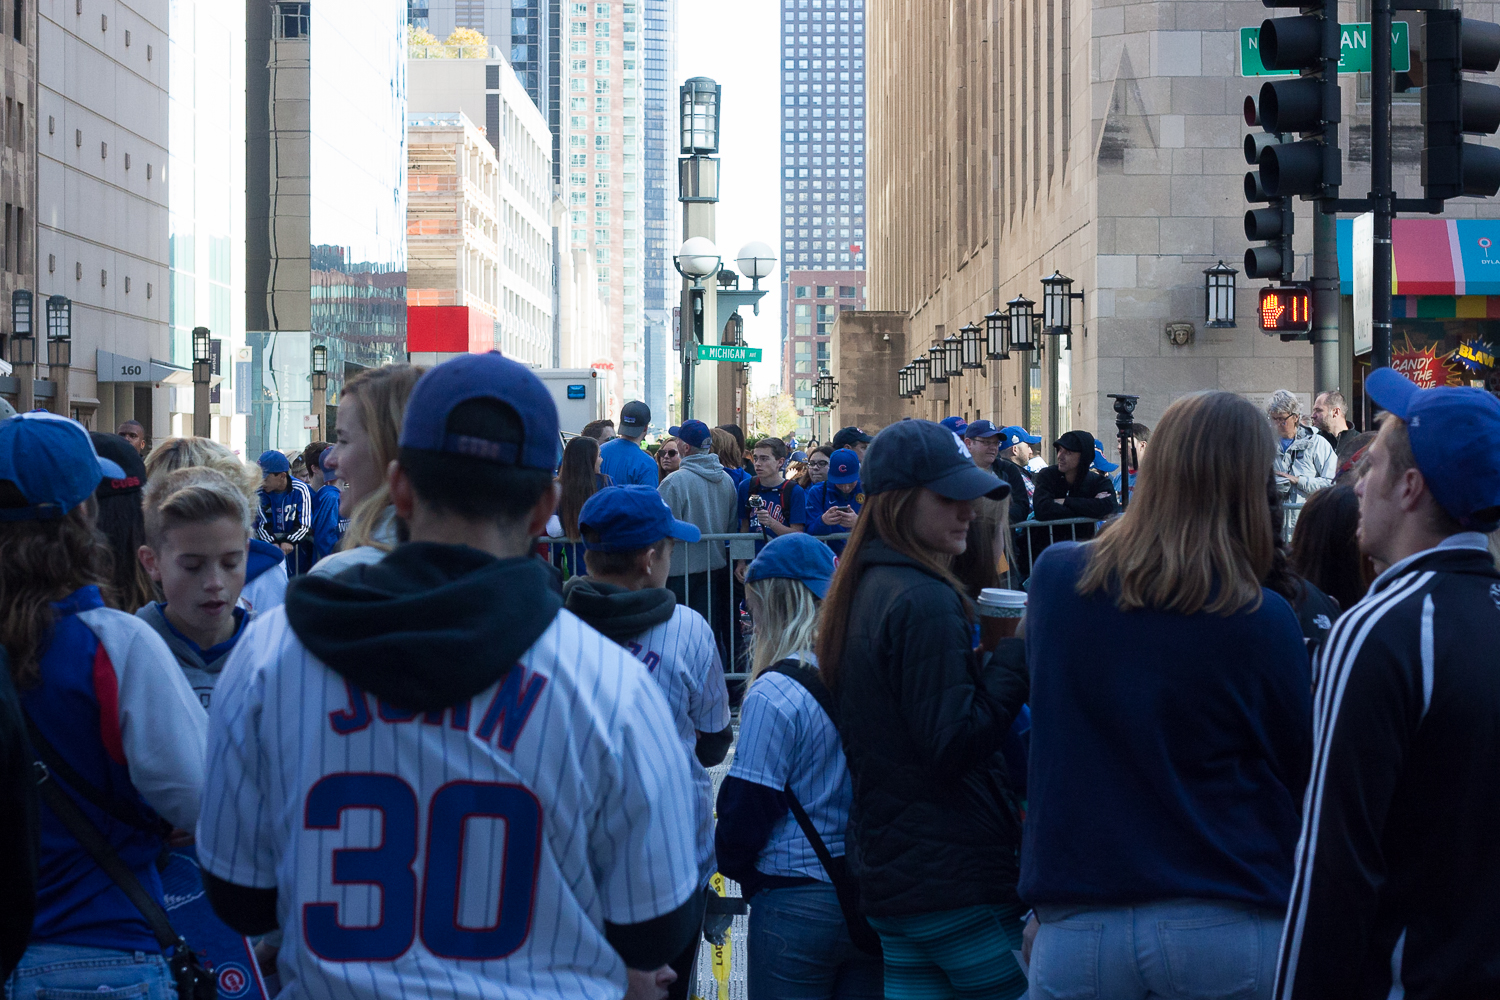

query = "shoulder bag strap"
[24,716,171,837]
[765,660,843,877]
[28,750,182,953]
[779,480,795,525]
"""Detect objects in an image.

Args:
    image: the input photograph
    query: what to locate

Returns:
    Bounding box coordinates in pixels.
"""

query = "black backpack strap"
[24,716,171,838]
[779,480,796,526]
[767,658,835,721]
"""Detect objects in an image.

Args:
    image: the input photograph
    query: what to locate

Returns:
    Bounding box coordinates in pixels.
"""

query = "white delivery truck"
[533,367,607,437]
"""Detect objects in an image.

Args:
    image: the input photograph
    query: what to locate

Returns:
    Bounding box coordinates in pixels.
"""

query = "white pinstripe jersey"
[727,660,852,881]
[620,605,730,884]
[196,607,701,1000]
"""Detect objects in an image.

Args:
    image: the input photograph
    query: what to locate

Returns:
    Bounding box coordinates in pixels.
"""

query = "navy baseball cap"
[257,449,291,474]
[1092,441,1120,473]
[667,425,682,437]
[619,400,650,436]
[827,447,860,486]
[0,412,127,521]
[963,419,1003,439]
[862,420,1010,501]
[832,425,873,448]
[1000,425,1042,449]
[400,353,560,470]
[746,532,836,599]
[678,419,712,449]
[939,416,968,435]
[1367,367,1500,530]
[578,485,702,552]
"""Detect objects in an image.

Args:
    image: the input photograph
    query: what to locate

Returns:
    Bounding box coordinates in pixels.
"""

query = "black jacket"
[1275,541,1500,1000]
[0,652,36,980]
[1031,465,1118,523]
[992,456,1032,525]
[832,540,1028,917]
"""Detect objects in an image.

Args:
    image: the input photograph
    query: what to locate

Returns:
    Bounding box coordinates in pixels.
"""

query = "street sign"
[696,344,762,363]
[1241,22,1409,77]
[1259,286,1313,334]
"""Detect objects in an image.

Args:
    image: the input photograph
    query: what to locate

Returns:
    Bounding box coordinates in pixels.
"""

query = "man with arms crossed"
[197,354,703,1000]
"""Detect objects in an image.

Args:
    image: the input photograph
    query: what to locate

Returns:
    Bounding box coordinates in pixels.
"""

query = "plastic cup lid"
[977,588,1027,607]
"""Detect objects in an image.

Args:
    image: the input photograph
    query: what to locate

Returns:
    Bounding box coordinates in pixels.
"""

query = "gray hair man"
[1268,390,1336,531]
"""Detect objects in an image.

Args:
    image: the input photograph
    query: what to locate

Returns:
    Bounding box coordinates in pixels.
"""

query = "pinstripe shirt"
[1276,534,1500,1000]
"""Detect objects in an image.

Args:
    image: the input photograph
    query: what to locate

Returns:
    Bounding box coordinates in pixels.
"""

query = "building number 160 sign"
[1259,287,1312,334]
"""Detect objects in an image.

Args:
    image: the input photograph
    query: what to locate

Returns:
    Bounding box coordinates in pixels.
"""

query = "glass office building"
[169,0,246,446]
[641,0,674,431]
[781,0,865,438]
[246,0,407,454]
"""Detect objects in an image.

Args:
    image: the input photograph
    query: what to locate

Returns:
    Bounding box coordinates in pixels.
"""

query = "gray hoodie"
[136,601,256,711]
[658,451,738,574]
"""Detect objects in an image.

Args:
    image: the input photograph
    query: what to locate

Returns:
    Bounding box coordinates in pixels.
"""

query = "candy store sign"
[1391,342,1446,388]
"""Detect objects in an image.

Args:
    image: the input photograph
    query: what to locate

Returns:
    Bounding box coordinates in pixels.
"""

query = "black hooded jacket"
[204,543,702,970]
[1033,430,1118,523]
[832,539,1029,917]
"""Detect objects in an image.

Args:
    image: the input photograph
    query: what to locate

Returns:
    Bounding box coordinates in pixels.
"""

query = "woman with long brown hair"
[818,419,1029,1000]
[656,435,682,482]
[312,362,424,576]
[549,435,609,578]
[0,413,205,999]
[1020,391,1312,999]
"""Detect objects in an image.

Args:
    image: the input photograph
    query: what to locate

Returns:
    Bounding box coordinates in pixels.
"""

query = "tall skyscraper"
[780,0,866,439]
[640,0,673,432]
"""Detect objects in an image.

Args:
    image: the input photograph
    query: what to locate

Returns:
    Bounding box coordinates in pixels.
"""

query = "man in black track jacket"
[1276,368,1500,1000]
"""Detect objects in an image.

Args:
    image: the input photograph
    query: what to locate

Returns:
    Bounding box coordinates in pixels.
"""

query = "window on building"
[570,58,586,71]
[570,171,587,187]
[595,210,610,224]
[596,59,609,72]
[595,96,609,111]
[595,79,611,93]
[794,304,810,317]
[794,285,810,297]
[595,1,609,12]
[840,286,856,297]
[595,191,610,206]
[816,285,833,297]
[570,153,586,166]
[595,229,610,243]
[595,21,610,36]
[570,191,586,205]
[570,20,587,35]
[594,134,610,149]
[273,2,309,38]
[571,97,586,111]
[570,39,586,53]
[595,39,609,54]
[570,77,585,92]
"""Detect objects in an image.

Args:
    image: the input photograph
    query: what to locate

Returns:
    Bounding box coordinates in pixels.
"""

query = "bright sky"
[677,0,784,395]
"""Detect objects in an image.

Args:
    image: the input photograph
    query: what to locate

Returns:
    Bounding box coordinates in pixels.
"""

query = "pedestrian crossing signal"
[1259,286,1312,333]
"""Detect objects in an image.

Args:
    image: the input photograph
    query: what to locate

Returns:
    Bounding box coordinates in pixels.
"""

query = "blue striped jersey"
[621,605,730,884]
[728,662,852,881]
[196,608,701,1000]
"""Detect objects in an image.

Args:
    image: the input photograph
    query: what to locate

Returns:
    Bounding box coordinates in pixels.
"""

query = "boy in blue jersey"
[255,450,314,576]
[599,401,660,486]
[802,447,862,555]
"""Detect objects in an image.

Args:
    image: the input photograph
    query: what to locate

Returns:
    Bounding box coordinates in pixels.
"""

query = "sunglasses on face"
[662,450,680,458]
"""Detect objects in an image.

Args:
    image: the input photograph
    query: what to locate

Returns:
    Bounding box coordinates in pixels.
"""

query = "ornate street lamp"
[680,77,721,154]
[11,289,32,362]
[927,343,948,383]
[46,296,71,368]
[899,364,911,398]
[1007,293,1037,352]
[913,355,929,393]
[1040,270,1085,337]
[1204,260,1238,328]
[984,308,1009,360]
[192,325,213,438]
[943,333,963,376]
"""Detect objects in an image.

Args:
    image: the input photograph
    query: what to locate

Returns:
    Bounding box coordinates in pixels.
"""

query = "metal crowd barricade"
[1010,516,1101,584]
[1280,502,1305,542]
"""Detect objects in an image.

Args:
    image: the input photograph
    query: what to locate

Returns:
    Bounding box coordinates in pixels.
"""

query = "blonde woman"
[715,533,882,1000]
[145,435,285,614]
[312,362,424,576]
[1022,391,1312,999]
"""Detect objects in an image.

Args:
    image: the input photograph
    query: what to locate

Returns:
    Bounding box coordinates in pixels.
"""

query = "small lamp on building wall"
[943,333,963,375]
[716,266,739,291]
[1040,270,1084,338]
[46,296,72,368]
[960,322,984,369]
[913,356,929,394]
[899,364,910,398]
[1007,293,1038,352]
[1203,260,1238,328]
[984,308,1009,360]
[927,343,948,383]
[11,289,34,366]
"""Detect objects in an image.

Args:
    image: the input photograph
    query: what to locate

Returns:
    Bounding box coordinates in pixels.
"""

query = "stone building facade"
[0,0,36,411]
[857,0,1500,448]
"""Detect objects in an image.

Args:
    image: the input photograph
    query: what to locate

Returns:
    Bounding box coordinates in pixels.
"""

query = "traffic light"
[1244,125,1295,280]
[1252,0,1341,200]
[1421,10,1500,200]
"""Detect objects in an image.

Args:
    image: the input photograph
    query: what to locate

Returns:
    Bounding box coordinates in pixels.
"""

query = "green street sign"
[1240,22,1409,77]
[697,344,763,363]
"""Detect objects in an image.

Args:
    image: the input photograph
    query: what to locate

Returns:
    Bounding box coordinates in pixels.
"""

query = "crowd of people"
[1,358,1499,1000]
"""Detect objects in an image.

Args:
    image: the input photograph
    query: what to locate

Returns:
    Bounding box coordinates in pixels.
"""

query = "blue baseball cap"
[257,449,291,474]
[619,400,650,436]
[667,425,682,437]
[1367,367,1500,530]
[999,425,1042,449]
[862,420,1010,501]
[400,353,560,470]
[939,416,968,435]
[1092,441,1119,473]
[963,419,1003,439]
[577,485,702,551]
[827,447,860,486]
[790,450,808,463]
[0,412,127,521]
[746,532,837,599]
[677,419,712,449]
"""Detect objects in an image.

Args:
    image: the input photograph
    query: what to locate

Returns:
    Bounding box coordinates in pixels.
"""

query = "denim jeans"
[6,942,177,1000]
[748,883,883,1000]
[1030,899,1285,1000]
